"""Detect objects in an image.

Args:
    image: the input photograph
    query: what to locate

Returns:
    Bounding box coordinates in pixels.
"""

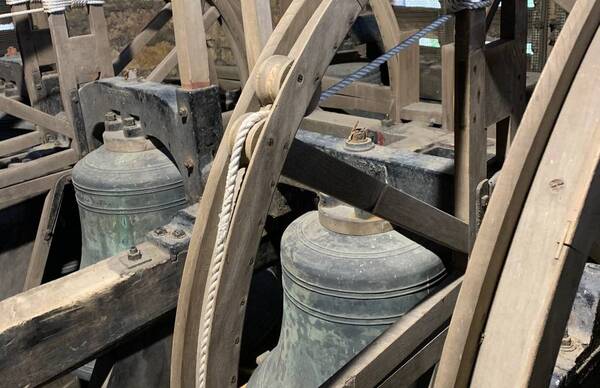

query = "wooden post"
[241,0,273,72]
[172,0,211,89]
[501,0,528,142]
[370,0,420,122]
[11,2,51,109]
[441,43,454,132]
[23,172,70,291]
[453,9,487,248]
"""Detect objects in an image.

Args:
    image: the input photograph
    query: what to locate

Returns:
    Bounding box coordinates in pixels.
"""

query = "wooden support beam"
[322,76,392,106]
[453,9,487,248]
[147,47,178,83]
[23,171,71,291]
[0,242,181,388]
[0,148,77,189]
[321,94,392,115]
[0,96,73,138]
[324,278,462,387]
[301,109,382,138]
[147,6,221,84]
[371,0,419,121]
[379,327,448,388]
[484,39,523,126]
[400,102,443,125]
[0,170,67,210]
[470,28,600,388]
[47,5,114,154]
[555,0,576,11]
[284,140,469,253]
[172,0,211,89]
[500,0,528,140]
[11,3,53,109]
[242,0,273,71]
[434,0,600,385]
[441,43,454,132]
[112,3,173,75]
[0,130,43,157]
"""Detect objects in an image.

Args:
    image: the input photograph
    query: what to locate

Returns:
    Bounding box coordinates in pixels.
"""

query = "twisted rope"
[6,0,103,13]
[320,14,452,102]
[320,0,493,103]
[196,110,270,388]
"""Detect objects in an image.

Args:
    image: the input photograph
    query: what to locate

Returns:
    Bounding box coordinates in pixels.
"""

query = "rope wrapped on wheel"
[6,0,104,13]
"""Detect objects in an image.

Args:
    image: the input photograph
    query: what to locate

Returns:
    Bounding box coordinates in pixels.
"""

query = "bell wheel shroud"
[171,1,370,387]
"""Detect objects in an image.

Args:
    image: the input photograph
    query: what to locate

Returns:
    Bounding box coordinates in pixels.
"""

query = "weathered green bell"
[248,196,447,387]
[72,115,187,268]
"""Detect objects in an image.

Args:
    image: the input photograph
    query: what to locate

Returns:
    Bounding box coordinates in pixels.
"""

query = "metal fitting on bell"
[127,246,142,261]
[255,55,294,105]
[318,194,392,236]
[344,124,374,152]
[104,112,123,132]
[4,82,18,98]
[123,117,143,138]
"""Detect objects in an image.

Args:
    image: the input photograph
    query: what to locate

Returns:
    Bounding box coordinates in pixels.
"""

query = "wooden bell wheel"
[234,0,420,122]
[171,1,370,387]
[170,0,528,387]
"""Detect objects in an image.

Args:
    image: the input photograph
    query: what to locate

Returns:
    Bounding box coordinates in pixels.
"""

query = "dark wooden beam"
[284,140,469,253]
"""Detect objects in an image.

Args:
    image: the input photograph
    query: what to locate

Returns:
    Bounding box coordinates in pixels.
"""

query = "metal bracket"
[475,178,491,232]
[0,56,26,100]
[78,78,223,202]
[44,172,71,242]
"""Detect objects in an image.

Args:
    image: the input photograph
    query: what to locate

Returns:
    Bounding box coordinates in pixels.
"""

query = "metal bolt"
[5,82,18,97]
[123,117,136,127]
[382,119,394,127]
[561,330,576,352]
[184,159,194,171]
[122,117,143,138]
[173,229,186,239]
[105,112,117,122]
[128,246,142,261]
[550,178,565,191]
[154,227,167,236]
